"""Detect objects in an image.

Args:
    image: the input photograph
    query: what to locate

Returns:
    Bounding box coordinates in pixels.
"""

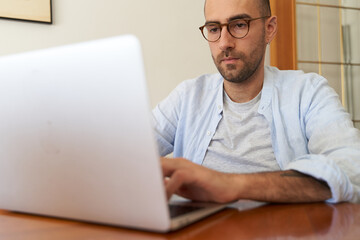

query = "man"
[153,0,360,203]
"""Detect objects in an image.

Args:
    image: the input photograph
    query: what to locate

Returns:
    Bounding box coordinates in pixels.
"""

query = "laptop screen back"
[0,35,170,231]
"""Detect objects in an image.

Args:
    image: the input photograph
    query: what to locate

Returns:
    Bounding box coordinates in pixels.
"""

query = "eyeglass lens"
[202,19,249,42]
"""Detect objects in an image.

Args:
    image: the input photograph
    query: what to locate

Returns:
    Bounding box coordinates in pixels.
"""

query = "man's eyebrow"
[205,13,252,25]
[228,14,252,21]
[204,20,220,25]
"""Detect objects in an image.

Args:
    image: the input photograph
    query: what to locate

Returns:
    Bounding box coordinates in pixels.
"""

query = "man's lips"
[221,57,240,64]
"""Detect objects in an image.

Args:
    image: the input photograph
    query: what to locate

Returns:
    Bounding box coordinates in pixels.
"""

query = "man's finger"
[164,171,187,200]
[161,158,175,177]
[161,157,185,177]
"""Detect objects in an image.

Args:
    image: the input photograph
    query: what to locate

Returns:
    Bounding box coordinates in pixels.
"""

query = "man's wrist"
[222,173,246,202]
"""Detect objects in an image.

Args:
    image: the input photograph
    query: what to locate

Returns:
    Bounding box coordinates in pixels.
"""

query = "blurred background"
[271,0,360,129]
[0,0,358,129]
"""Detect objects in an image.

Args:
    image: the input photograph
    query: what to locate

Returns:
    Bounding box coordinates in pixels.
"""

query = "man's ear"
[266,16,278,44]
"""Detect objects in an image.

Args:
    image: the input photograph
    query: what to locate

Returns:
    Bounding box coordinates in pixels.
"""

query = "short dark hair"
[258,0,272,16]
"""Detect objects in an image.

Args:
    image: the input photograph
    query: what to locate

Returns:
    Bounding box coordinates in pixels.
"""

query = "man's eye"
[206,25,220,34]
[234,23,247,29]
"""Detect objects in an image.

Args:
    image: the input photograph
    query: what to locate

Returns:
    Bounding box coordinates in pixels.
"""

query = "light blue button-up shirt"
[152,66,360,203]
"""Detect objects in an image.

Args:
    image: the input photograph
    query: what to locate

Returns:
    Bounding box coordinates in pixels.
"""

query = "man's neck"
[223,66,265,103]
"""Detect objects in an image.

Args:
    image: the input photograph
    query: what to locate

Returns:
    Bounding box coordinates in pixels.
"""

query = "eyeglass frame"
[199,16,271,42]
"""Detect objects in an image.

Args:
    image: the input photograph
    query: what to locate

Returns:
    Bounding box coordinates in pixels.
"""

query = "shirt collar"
[216,76,224,114]
[215,66,274,115]
[258,66,274,113]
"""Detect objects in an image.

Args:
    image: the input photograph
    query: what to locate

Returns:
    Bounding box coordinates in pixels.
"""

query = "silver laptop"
[0,35,225,232]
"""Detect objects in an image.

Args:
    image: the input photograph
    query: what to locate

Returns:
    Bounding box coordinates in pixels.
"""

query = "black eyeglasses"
[199,16,270,42]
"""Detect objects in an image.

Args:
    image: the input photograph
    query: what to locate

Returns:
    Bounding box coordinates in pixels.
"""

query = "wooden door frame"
[269,0,297,70]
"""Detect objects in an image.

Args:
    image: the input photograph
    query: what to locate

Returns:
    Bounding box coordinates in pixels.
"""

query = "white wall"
[0,0,218,107]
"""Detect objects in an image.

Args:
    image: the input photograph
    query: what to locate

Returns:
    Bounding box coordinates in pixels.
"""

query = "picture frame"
[0,0,52,24]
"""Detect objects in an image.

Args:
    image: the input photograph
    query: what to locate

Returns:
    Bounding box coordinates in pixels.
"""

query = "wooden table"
[0,202,359,239]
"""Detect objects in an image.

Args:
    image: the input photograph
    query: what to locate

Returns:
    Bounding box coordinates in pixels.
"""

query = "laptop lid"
[0,35,227,232]
[0,35,173,231]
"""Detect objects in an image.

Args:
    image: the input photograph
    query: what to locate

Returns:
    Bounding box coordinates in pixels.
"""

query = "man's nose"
[218,27,235,51]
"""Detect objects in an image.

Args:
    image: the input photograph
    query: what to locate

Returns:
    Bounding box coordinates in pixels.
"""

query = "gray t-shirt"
[202,91,280,173]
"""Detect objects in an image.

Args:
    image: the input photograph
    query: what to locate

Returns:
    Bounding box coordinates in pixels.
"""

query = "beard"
[212,36,266,84]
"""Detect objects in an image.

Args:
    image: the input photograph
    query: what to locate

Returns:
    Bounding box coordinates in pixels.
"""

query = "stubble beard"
[213,36,266,84]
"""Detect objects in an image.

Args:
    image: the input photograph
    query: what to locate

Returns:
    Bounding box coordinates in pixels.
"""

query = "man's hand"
[161,157,238,203]
[161,157,332,203]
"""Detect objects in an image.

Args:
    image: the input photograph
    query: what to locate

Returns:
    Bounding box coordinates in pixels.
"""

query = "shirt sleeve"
[285,76,360,203]
[151,83,183,156]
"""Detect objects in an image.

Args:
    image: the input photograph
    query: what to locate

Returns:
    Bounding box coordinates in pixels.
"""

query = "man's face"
[205,0,267,83]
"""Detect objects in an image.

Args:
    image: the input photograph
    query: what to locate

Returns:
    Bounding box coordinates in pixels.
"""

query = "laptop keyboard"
[169,204,205,218]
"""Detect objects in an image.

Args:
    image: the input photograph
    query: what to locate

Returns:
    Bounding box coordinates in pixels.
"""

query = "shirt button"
[218,105,222,110]
[207,131,211,136]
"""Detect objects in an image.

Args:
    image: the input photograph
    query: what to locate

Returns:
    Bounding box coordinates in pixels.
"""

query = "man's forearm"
[232,170,332,203]
[162,158,332,203]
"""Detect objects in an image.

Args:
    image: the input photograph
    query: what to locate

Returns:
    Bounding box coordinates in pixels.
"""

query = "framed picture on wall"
[0,0,52,23]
